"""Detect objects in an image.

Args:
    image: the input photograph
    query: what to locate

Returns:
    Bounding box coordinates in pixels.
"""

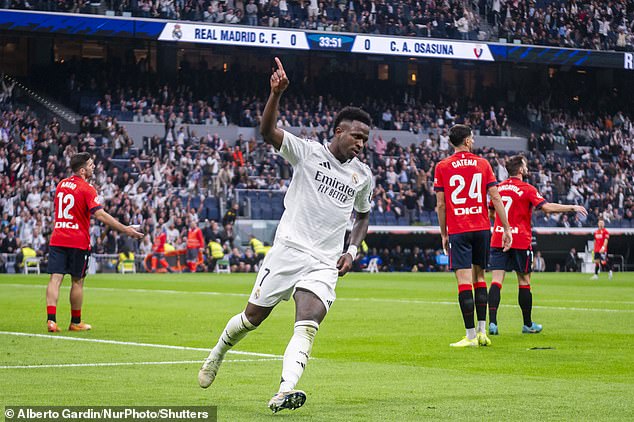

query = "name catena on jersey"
[275,130,373,266]
[433,151,497,235]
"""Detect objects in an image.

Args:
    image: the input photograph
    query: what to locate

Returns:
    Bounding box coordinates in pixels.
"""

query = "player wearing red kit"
[46,153,143,333]
[151,228,171,272]
[487,155,587,335]
[186,220,205,272]
[434,124,512,348]
[591,218,611,280]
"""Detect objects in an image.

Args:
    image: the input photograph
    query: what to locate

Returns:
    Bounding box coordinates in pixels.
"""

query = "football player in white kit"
[198,57,374,413]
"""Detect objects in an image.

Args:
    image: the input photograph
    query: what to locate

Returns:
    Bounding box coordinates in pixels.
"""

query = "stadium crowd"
[5,0,634,51]
[33,59,513,137]
[1,89,633,273]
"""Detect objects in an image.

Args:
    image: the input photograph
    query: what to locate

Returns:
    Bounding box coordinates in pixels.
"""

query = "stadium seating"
[9,0,633,51]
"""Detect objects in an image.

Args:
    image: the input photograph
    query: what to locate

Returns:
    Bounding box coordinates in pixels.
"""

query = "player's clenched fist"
[270,57,289,95]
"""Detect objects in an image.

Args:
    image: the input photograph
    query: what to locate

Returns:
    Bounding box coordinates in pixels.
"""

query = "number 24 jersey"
[434,152,497,235]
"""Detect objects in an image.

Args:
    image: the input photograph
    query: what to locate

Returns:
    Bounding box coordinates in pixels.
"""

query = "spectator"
[565,248,579,272]
[533,251,546,272]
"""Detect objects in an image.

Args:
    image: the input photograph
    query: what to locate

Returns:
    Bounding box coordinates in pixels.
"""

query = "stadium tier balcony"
[3,0,633,51]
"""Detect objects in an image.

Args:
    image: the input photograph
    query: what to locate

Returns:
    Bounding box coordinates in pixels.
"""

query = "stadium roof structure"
[1,10,632,71]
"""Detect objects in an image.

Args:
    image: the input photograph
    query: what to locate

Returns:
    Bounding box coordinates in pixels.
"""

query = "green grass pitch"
[1,272,633,421]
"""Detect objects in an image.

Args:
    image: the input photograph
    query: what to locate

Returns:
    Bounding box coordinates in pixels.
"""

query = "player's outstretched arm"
[541,203,588,217]
[488,186,513,251]
[260,57,288,150]
[337,211,370,277]
[435,192,449,254]
[94,209,144,239]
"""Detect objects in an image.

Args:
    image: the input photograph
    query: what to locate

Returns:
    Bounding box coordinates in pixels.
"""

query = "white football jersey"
[274,130,373,266]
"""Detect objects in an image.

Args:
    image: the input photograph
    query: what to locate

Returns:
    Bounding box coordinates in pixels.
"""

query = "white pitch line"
[0,358,279,370]
[539,299,634,305]
[1,283,633,313]
[0,331,282,359]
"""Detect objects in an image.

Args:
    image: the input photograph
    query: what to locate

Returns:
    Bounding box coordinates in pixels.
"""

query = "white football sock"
[477,320,487,333]
[278,320,318,393]
[210,312,256,358]
[466,328,477,340]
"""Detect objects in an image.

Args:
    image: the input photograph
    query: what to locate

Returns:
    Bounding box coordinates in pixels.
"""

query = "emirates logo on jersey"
[315,170,356,203]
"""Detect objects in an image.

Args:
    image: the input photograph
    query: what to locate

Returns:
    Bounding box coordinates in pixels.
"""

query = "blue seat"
[207,207,220,221]
[180,195,189,208]
[385,214,397,225]
[251,207,263,219]
[261,207,274,220]
[397,217,409,226]
[375,214,386,225]
[419,210,431,224]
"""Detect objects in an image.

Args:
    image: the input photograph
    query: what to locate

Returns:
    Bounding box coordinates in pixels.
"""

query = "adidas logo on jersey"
[319,161,331,170]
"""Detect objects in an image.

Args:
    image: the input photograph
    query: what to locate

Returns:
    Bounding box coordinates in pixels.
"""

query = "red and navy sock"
[518,285,532,327]
[458,284,475,329]
[71,309,81,325]
[47,306,56,322]
[488,282,502,324]
[474,281,488,322]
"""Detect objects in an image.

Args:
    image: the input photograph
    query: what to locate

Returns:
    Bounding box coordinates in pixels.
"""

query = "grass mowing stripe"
[2,283,631,313]
[0,283,249,298]
[0,359,281,370]
[0,331,282,358]
[339,297,634,313]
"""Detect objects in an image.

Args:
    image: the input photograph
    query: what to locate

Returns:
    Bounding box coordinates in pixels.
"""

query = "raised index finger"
[274,57,285,74]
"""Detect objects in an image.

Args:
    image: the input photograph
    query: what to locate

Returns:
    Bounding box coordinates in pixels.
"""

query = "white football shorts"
[248,243,338,312]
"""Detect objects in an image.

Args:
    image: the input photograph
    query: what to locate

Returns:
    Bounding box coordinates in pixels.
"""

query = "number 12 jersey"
[49,175,103,251]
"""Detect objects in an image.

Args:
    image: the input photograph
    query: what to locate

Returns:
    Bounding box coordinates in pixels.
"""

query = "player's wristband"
[346,245,358,259]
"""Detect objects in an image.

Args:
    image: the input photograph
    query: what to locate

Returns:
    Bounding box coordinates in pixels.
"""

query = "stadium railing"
[89,254,146,274]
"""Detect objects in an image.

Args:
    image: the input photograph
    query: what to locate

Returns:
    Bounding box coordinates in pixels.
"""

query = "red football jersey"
[594,228,609,252]
[153,232,167,253]
[490,177,546,249]
[434,152,497,235]
[49,175,103,250]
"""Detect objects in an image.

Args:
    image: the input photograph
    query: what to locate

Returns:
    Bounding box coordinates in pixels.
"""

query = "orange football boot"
[68,322,92,331]
[47,320,61,332]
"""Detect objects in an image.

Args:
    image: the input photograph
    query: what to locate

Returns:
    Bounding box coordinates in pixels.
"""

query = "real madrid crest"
[172,24,183,40]
[352,173,359,184]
